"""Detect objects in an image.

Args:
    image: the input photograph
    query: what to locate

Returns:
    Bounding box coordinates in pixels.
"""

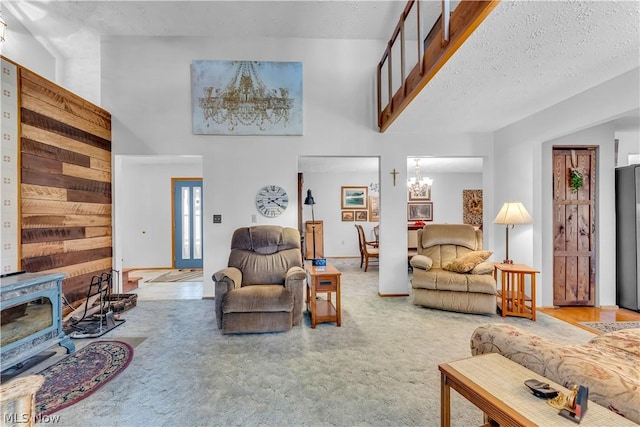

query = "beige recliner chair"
[410,224,497,315]
[213,226,306,334]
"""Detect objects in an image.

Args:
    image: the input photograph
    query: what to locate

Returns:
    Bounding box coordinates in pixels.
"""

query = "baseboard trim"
[378,293,410,297]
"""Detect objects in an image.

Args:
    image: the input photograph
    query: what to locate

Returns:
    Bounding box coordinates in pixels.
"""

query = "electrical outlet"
[251,214,257,223]
[213,214,222,224]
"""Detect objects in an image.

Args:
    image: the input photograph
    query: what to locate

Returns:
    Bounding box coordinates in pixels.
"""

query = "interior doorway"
[552,147,596,306]
[297,156,380,261]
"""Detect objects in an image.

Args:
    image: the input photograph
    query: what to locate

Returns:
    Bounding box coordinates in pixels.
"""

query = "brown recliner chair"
[213,226,305,334]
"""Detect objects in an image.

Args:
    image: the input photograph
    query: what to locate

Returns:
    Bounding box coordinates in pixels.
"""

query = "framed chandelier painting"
[191,60,303,135]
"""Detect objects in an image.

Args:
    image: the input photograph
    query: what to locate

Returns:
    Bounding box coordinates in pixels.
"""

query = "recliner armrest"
[284,266,305,285]
[213,267,242,329]
[213,266,242,291]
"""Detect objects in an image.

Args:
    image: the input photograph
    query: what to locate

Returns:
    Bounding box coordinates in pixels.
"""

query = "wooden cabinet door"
[552,148,596,306]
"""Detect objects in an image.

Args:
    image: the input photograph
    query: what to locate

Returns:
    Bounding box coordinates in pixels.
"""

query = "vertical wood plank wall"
[18,66,112,303]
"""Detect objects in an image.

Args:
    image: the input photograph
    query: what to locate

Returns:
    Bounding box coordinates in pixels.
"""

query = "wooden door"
[552,148,596,306]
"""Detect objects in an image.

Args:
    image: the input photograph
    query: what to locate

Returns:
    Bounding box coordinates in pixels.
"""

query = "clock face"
[256,185,289,218]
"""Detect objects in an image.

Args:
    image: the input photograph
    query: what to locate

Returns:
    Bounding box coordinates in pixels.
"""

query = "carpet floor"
[578,321,640,335]
[49,259,596,426]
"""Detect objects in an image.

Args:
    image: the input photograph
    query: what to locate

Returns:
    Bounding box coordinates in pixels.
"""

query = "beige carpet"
[146,269,203,282]
[579,321,640,335]
[49,259,597,426]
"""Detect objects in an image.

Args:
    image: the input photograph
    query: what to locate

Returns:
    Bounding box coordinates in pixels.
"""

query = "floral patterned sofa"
[470,323,640,424]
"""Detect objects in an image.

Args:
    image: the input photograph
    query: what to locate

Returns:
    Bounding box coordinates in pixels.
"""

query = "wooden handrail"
[377,0,500,132]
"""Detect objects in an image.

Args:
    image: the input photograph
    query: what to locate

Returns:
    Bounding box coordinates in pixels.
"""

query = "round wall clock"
[255,185,289,218]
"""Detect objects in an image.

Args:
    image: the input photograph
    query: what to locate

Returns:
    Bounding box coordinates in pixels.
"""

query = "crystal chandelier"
[198,61,293,132]
[407,158,433,195]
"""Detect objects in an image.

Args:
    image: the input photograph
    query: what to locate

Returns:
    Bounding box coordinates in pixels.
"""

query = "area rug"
[146,269,203,282]
[35,340,133,416]
[578,321,640,335]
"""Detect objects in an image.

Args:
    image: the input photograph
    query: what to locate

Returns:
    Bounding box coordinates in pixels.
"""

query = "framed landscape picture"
[341,186,368,209]
[407,202,433,221]
[342,211,355,221]
[355,211,368,221]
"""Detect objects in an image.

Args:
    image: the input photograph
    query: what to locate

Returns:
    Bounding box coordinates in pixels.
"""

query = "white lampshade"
[493,202,533,225]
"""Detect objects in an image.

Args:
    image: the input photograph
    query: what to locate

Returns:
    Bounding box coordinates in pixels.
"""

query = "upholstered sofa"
[410,224,496,315]
[471,323,640,424]
[213,226,306,334]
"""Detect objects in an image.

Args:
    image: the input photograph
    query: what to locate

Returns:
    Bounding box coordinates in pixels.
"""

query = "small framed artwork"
[342,210,355,221]
[407,202,433,221]
[368,195,380,222]
[355,211,368,221]
[409,184,431,201]
[341,186,368,209]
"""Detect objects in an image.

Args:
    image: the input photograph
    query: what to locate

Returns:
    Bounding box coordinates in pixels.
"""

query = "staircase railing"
[377,0,500,132]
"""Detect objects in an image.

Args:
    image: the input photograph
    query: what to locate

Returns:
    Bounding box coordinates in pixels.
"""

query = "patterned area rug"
[578,321,640,335]
[35,341,133,416]
[147,269,203,282]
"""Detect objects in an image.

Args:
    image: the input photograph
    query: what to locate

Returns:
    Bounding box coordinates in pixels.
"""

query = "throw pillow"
[410,255,433,271]
[443,251,493,273]
[470,261,494,275]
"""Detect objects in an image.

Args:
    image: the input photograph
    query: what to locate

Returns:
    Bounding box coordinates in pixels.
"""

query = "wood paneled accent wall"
[18,66,112,303]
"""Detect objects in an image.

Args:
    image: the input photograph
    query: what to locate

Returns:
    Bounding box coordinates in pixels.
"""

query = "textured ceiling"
[392,0,640,133]
[5,0,639,137]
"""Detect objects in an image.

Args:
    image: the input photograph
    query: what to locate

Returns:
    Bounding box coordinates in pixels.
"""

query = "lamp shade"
[493,202,532,225]
[304,189,315,205]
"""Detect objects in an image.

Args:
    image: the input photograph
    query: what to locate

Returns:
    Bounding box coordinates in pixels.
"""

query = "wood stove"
[1,272,75,370]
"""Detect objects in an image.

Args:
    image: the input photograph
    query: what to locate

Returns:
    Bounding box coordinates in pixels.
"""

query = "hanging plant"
[570,168,583,193]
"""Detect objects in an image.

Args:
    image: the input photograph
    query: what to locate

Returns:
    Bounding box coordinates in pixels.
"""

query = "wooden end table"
[305,263,341,328]
[439,353,637,427]
[494,263,539,321]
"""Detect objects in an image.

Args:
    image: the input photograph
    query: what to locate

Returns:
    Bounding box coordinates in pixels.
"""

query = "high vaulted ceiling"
[4,0,639,134]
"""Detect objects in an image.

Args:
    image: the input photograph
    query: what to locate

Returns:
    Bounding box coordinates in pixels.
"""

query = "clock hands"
[267,198,286,209]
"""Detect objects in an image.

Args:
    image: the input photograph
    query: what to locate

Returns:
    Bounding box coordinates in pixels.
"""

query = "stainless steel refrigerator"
[616,164,640,312]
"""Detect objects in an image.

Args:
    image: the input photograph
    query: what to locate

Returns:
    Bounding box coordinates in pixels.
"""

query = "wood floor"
[539,306,640,333]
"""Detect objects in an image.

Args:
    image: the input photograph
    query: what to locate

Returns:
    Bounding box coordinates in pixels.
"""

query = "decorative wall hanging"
[341,186,368,209]
[341,211,355,221]
[355,211,368,221]
[191,60,303,135]
[368,195,380,222]
[407,202,433,222]
[463,189,483,227]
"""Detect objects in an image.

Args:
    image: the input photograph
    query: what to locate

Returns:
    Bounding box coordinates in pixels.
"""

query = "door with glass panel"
[173,179,203,269]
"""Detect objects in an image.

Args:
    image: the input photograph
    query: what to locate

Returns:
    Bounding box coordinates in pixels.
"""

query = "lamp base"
[311,258,327,267]
[502,259,514,264]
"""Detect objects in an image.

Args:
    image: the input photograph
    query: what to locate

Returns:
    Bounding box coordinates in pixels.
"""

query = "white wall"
[116,156,203,269]
[1,8,55,81]
[301,167,379,258]
[542,124,616,307]
[10,19,637,305]
[616,129,640,166]
[495,68,640,307]
[100,36,495,297]
[425,172,483,224]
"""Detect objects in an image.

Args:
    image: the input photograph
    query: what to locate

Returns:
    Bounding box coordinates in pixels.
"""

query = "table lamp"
[493,201,533,264]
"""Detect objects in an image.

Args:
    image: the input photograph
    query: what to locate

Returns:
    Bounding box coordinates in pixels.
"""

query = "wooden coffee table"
[304,263,341,328]
[439,353,636,427]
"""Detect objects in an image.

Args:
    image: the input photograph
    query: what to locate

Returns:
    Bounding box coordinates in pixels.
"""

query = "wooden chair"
[0,374,45,427]
[355,224,379,272]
